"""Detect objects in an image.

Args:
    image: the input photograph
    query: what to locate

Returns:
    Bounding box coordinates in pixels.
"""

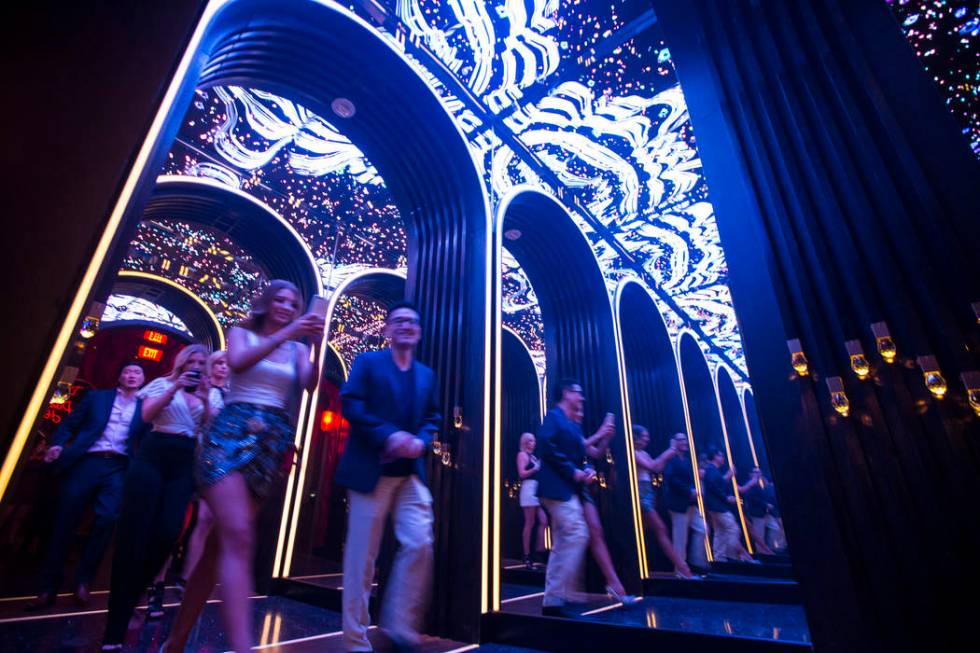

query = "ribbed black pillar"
[654,0,980,650]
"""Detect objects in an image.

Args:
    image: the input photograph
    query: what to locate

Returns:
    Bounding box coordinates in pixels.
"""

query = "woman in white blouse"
[102,344,220,650]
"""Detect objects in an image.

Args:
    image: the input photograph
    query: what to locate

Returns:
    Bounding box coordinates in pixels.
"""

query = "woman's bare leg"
[202,473,258,653]
[643,509,693,577]
[162,531,218,652]
[582,501,626,597]
[521,506,536,558]
[181,500,214,581]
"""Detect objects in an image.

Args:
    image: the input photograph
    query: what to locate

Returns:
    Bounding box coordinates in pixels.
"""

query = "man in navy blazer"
[28,362,149,610]
[337,301,440,653]
[536,378,599,616]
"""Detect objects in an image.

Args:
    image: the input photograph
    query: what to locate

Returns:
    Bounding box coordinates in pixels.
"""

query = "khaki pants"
[540,495,589,607]
[710,510,740,561]
[669,507,693,565]
[342,475,433,651]
[749,516,767,549]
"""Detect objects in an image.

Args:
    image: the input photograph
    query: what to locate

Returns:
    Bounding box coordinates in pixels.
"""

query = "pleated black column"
[653,0,980,650]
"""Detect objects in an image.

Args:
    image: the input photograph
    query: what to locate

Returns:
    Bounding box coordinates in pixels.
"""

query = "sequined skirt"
[638,480,656,513]
[197,402,293,501]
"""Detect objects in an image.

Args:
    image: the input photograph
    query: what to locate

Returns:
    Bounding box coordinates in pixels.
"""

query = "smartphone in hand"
[308,294,329,321]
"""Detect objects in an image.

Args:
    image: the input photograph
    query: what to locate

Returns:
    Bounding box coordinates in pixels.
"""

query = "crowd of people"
[27,278,786,652]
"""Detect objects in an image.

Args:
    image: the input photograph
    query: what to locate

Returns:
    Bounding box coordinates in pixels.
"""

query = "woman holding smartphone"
[102,344,218,650]
[164,280,322,653]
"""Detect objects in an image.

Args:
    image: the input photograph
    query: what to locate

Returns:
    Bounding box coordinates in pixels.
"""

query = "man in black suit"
[536,379,598,616]
[336,301,440,653]
[28,361,148,609]
[703,446,740,562]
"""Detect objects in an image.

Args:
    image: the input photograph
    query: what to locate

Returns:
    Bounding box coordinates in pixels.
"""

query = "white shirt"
[138,377,216,438]
[86,390,138,455]
[225,330,296,409]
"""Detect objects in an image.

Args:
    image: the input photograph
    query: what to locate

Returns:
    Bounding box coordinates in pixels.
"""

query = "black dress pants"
[38,454,127,592]
[103,433,196,644]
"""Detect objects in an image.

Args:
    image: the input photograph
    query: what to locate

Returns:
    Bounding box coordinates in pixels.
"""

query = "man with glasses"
[337,300,440,653]
[535,378,599,617]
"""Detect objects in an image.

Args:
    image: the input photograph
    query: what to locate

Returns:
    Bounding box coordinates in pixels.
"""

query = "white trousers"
[669,507,693,565]
[540,495,589,607]
[342,475,433,651]
[710,510,740,561]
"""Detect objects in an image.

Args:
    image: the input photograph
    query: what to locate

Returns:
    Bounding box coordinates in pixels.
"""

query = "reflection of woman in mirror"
[574,406,641,605]
[164,280,322,653]
[102,344,218,650]
[177,351,232,594]
[517,432,547,570]
[632,426,696,578]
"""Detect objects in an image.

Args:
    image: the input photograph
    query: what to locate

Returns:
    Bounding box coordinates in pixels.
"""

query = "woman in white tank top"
[165,280,323,653]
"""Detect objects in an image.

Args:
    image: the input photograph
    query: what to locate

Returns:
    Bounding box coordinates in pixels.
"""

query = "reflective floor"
[500,584,811,645]
[0,589,546,652]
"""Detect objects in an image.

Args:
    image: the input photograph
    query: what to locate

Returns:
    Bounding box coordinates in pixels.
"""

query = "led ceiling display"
[135,0,760,379]
[102,294,194,337]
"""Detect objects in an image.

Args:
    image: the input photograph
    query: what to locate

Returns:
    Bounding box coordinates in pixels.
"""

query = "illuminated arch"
[116,270,225,350]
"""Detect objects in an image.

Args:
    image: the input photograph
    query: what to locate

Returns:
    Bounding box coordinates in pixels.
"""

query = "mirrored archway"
[615,281,689,576]
[494,187,640,602]
[716,365,754,554]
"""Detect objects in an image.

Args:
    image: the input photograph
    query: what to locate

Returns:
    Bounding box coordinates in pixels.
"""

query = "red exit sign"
[143,330,168,345]
[138,345,163,362]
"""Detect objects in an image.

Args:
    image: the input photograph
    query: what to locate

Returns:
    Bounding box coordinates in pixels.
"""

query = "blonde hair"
[166,344,210,380]
[207,350,229,386]
[519,432,535,452]
[240,280,303,332]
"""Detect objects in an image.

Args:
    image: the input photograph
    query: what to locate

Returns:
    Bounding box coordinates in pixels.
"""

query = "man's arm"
[340,355,402,449]
[50,391,95,447]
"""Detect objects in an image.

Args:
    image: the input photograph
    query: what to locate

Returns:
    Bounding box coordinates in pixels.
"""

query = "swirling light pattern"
[886,0,979,159]
[102,294,193,337]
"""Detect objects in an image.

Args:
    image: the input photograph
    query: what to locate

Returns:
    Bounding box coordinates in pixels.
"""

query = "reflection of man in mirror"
[702,447,741,562]
[743,466,775,555]
[336,300,440,652]
[536,378,598,616]
[663,433,696,569]
[27,362,149,611]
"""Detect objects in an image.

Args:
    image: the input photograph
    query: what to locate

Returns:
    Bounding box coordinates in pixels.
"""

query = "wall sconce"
[827,376,850,417]
[787,339,809,376]
[605,449,614,465]
[972,302,980,325]
[432,439,442,455]
[845,340,871,380]
[50,367,79,405]
[78,302,106,339]
[453,406,463,429]
[961,371,980,417]
[917,355,948,399]
[871,322,897,364]
[440,442,452,467]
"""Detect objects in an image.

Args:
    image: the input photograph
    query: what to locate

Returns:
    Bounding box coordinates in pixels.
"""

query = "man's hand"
[726,496,737,505]
[382,431,425,461]
[44,446,63,463]
[573,468,597,485]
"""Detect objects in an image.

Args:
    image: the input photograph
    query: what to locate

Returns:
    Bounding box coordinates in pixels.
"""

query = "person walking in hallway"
[27,362,149,610]
[337,300,440,653]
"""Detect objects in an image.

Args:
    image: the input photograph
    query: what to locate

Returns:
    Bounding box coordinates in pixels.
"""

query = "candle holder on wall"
[827,376,850,417]
[871,322,897,364]
[917,356,948,399]
[845,340,871,380]
[787,339,809,377]
[961,371,980,417]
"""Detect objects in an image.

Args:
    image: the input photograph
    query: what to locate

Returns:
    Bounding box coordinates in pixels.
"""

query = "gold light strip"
[117,271,226,350]
[611,282,648,578]
[713,365,753,554]
[0,0,228,505]
[485,211,501,614]
[674,330,713,563]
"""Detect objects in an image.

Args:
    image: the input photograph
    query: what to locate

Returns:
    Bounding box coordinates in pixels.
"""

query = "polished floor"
[0,588,545,653]
[500,584,811,645]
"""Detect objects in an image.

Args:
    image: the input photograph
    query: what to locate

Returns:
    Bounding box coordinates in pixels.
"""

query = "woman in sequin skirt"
[164,280,323,653]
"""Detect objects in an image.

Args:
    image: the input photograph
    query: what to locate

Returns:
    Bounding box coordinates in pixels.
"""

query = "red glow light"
[321,410,336,430]
[138,346,164,362]
[143,330,168,345]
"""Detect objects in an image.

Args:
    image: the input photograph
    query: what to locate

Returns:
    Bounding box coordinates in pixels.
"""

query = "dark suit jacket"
[50,389,149,474]
[536,407,586,502]
[703,464,731,513]
[335,349,441,494]
[663,455,695,513]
